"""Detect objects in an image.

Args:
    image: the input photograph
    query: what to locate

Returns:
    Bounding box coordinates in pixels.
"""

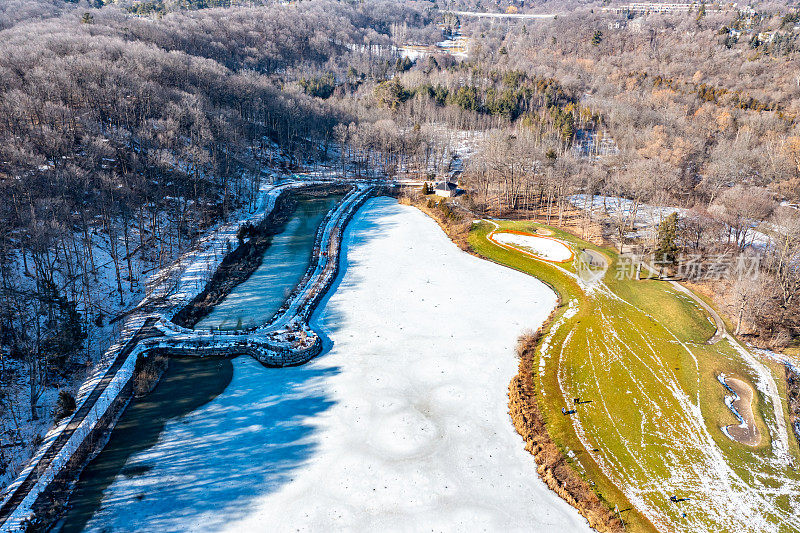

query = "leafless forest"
[0,0,798,485]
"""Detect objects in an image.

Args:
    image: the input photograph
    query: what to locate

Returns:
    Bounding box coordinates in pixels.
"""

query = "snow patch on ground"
[491,232,573,262]
[568,194,777,250]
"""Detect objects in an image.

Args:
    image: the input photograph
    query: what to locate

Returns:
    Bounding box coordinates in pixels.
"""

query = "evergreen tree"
[374,79,410,109]
[449,85,480,112]
[656,212,679,267]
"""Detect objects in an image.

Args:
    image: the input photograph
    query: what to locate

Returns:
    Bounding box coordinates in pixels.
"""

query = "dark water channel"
[56,195,342,532]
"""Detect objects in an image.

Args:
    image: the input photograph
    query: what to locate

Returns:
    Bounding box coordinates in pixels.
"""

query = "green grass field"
[469,219,800,533]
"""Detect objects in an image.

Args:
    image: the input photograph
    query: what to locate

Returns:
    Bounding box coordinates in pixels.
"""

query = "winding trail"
[149,184,376,366]
[668,281,726,344]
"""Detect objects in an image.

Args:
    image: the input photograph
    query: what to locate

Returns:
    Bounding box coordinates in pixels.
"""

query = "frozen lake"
[58,197,590,532]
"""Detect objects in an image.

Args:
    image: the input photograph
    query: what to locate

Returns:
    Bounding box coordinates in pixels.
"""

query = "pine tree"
[656,212,679,269]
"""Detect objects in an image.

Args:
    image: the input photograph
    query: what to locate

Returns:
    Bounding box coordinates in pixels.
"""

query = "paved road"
[443,10,558,19]
[669,281,727,344]
[0,317,162,527]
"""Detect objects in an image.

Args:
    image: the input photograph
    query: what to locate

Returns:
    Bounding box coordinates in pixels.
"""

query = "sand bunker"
[490,230,573,262]
[718,374,761,447]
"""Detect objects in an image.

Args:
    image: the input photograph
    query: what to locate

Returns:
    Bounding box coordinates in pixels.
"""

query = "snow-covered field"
[491,231,574,262]
[568,194,780,250]
[75,197,590,532]
[569,194,686,238]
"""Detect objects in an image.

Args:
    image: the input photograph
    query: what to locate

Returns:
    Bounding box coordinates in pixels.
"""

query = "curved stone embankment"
[149,184,378,368]
[0,181,378,531]
[141,180,323,321]
[170,183,351,328]
[718,374,761,447]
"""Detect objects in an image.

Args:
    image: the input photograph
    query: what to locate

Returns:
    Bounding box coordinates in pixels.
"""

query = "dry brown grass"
[133,354,168,397]
[509,314,626,533]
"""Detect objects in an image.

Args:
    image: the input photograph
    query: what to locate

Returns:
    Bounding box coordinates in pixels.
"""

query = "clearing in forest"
[470,219,800,533]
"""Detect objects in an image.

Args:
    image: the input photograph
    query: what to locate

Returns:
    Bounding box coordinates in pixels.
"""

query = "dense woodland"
[0,0,799,485]
[0,0,434,477]
[448,7,800,345]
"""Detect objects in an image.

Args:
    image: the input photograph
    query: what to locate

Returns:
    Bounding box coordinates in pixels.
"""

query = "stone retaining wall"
[171,184,343,328]
[26,373,135,531]
[7,184,360,530]
[147,336,323,368]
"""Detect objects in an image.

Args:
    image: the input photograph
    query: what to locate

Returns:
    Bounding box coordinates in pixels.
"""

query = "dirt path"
[668,281,727,344]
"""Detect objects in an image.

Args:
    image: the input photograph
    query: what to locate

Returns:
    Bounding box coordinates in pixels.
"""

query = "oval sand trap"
[490,230,573,262]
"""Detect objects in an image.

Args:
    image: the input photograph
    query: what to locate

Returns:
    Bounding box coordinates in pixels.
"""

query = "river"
[195,195,341,330]
[56,194,340,532]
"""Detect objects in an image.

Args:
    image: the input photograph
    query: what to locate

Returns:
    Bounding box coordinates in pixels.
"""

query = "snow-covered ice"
[228,198,588,531]
[74,197,590,532]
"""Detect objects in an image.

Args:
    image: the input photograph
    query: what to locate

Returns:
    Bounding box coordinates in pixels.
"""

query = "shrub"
[237,223,256,244]
[54,390,76,420]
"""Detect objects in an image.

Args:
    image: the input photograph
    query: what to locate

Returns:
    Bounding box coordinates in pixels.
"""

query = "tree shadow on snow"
[58,197,399,532]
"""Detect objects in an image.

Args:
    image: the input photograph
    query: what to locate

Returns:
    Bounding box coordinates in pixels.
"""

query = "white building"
[434,181,458,197]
